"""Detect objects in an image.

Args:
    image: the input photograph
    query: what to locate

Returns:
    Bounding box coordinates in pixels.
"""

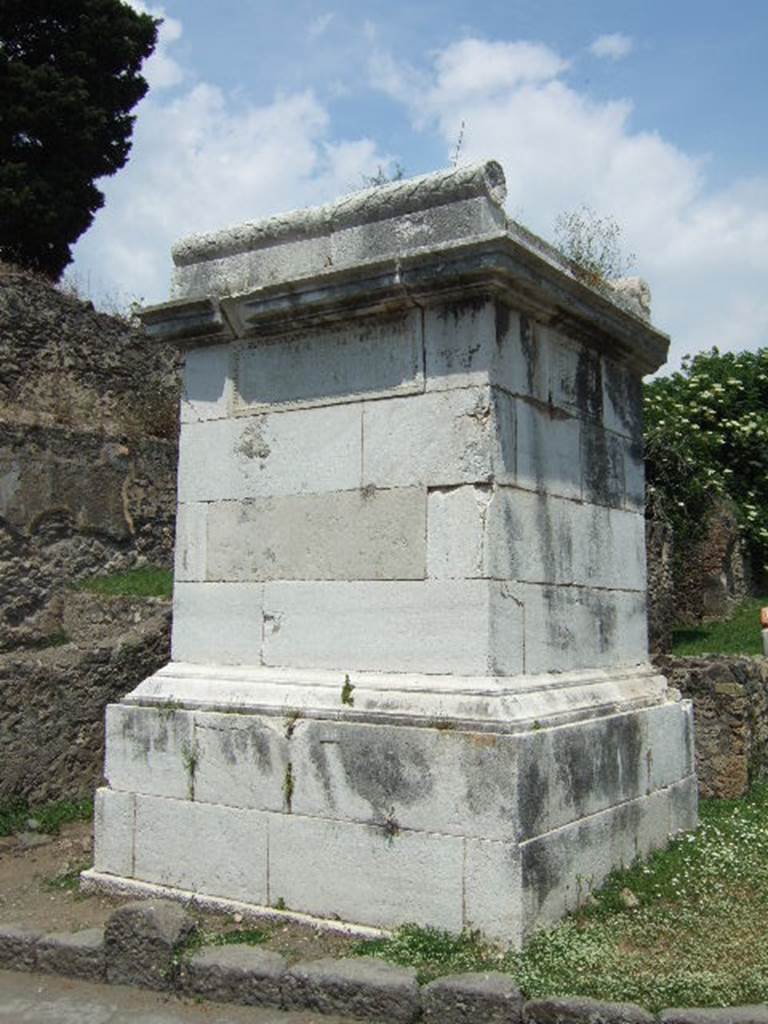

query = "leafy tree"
[644,347,768,569]
[0,0,158,278]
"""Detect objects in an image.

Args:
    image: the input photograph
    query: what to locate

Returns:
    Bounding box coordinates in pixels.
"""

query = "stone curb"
[1,917,767,1023]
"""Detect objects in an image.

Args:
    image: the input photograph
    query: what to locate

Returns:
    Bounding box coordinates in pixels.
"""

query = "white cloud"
[370,38,768,369]
[122,0,184,89]
[308,12,335,37]
[589,33,633,61]
[71,15,390,306]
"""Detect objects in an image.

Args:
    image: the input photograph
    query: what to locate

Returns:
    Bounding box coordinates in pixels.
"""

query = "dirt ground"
[0,821,360,963]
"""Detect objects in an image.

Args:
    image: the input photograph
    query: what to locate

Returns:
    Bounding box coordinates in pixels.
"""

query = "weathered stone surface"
[179,944,286,1006]
[659,1008,768,1024]
[104,900,196,990]
[177,403,362,503]
[105,703,194,799]
[270,815,465,933]
[282,957,420,1022]
[171,581,263,664]
[422,971,523,1023]
[36,928,105,981]
[524,995,655,1024]
[94,788,135,876]
[0,924,41,970]
[206,488,426,582]
[132,796,269,905]
[234,312,423,413]
[261,579,523,675]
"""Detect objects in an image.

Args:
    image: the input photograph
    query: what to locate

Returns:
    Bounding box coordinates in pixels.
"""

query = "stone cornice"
[142,230,669,375]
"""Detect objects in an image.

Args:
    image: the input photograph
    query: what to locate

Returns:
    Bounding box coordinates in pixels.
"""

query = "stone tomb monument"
[85,161,697,944]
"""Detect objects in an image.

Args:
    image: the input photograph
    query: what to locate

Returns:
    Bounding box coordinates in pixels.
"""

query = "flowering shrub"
[644,347,768,569]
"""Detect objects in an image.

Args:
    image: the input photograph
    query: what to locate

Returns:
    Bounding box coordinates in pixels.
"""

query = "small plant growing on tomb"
[361,163,405,188]
[283,762,295,812]
[553,205,636,287]
[341,674,355,707]
[274,897,287,911]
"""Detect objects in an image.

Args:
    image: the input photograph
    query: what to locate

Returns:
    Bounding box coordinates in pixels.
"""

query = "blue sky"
[70,0,768,372]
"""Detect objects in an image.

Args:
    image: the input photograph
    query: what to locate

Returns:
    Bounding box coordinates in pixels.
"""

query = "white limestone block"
[520,784,684,933]
[233,312,423,413]
[426,485,489,579]
[268,814,465,932]
[174,503,207,582]
[206,488,426,582]
[581,424,625,508]
[509,584,647,674]
[171,582,263,665]
[423,299,497,392]
[515,703,693,840]
[464,838,523,944]
[644,701,695,793]
[569,504,646,591]
[549,334,604,422]
[602,356,643,440]
[133,795,269,904]
[193,712,288,812]
[105,705,194,800]
[486,488,576,584]
[514,400,582,500]
[261,580,524,675]
[623,437,646,512]
[181,345,233,423]
[362,387,498,489]
[289,719,519,841]
[330,195,507,272]
[178,402,362,503]
[93,788,134,877]
[174,235,333,302]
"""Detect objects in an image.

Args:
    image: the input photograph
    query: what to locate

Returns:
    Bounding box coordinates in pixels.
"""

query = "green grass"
[0,797,93,837]
[355,785,768,1010]
[75,566,173,599]
[671,594,768,656]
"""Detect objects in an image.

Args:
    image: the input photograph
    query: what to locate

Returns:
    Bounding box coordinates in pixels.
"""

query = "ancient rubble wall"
[0,261,179,652]
[655,653,768,799]
[0,594,171,804]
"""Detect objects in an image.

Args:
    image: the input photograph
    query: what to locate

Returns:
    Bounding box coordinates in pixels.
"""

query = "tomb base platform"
[88,663,696,945]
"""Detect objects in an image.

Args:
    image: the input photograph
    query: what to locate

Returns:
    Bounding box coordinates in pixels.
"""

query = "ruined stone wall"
[655,654,768,799]
[0,262,179,652]
[0,593,171,804]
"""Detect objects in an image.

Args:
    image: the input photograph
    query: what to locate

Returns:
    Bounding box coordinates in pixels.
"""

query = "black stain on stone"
[574,345,604,422]
[460,734,515,821]
[218,722,272,773]
[588,591,618,654]
[582,425,624,507]
[543,587,576,653]
[495,300,511,348]
[337,728,434,819]
[493,391,516,477]
[603,358,642,439]
[518,749,548,838]
[519,314,537,394]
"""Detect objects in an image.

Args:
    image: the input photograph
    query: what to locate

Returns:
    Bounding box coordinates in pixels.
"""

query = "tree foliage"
[644,347,768,568]
[0,0,158,278]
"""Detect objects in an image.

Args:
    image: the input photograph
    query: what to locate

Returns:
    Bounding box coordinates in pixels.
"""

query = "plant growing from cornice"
[554,205,636,286]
